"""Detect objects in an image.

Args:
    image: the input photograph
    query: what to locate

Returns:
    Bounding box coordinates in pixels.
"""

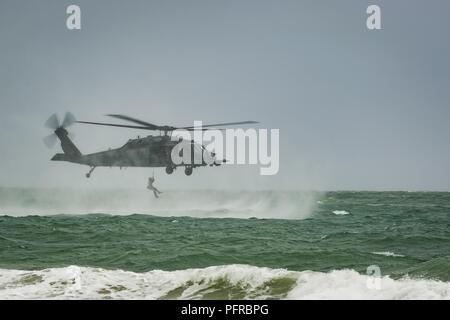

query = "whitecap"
[333,210,350,215]
[372,251,405,258]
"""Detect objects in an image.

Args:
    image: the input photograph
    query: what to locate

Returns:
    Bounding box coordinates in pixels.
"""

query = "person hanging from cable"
[147,171,162,198]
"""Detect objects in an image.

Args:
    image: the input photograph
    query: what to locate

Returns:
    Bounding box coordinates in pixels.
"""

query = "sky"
[0,0,449,191]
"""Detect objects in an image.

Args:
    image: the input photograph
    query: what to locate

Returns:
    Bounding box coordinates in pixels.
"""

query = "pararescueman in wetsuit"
[147,175,162,198]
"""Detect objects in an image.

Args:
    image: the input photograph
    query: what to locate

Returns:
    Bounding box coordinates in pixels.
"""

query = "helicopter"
[44,112,258,178]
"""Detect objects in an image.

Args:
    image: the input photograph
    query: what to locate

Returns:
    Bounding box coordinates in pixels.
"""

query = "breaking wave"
[1,265,449,300]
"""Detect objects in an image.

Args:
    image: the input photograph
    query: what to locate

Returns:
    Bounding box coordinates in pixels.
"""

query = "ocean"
[0,188,449,299]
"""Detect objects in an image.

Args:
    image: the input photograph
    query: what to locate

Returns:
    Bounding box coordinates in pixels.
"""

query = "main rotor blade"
[43,133,58,148]
[77,121,153,130]
[106,114,160,130]
[184,128,226,131]
[45,114,60,130]
[181,121,258,129]
[62,112,77,128]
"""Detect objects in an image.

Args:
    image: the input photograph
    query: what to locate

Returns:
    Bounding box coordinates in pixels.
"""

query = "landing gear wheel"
[184,167,193,176]
[165,166,174,174]
[86,173,91,178]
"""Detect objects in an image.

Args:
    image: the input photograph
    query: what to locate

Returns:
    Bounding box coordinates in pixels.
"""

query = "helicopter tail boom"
[54,127,82,157]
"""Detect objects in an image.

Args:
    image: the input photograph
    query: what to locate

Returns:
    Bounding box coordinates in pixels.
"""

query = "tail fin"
[54,127,82,157]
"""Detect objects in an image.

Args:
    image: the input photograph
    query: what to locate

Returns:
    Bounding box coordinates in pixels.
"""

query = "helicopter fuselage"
[51,134,212,177]
[45,112,248,178]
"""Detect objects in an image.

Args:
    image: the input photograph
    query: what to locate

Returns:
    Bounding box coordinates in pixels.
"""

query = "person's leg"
[153,190,159,198]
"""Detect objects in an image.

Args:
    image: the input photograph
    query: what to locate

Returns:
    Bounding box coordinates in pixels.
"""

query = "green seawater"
[1,191,449,282]
[0,189,449,299]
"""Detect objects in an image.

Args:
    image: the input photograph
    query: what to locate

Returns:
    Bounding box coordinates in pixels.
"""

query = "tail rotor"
[43,112,77,148]
[43,133,58,148]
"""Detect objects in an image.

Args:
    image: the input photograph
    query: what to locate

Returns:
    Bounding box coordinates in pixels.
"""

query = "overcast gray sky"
[0,0,449,191]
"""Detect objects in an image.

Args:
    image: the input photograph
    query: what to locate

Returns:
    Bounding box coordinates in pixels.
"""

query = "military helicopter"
[44,112,258,178]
